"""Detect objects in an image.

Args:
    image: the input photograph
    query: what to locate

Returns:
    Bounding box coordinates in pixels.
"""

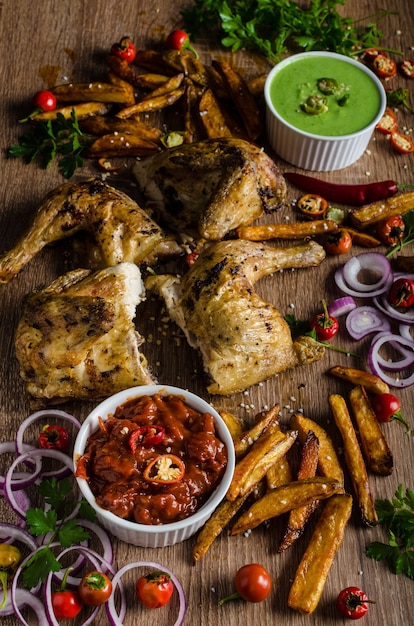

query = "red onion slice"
[368,333,414,388]
[373,293,414,325]
[0,442,42,491]
[0,523,38,551]
[335,252,393,298]
[345,305,391,340]
[327,296,357,318]
[106,561,186,626]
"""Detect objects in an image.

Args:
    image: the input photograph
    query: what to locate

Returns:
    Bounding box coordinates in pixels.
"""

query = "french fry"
[105,53,151,89]
[79,116,163,143]
[289,413,344,484]
[116,86,185,118]
[52,82,133,104]
[287,493,353,615]
[87,133,161,158]
[140,73,185,100]
[212,59,263,141]
[347,227,381,248]
[231,477,343,535]
[198,88,234,139]
[348,385,393,476]
[182,79,203,144]
[266,453,293,490]
[328,394,378,526]
[233,405,280,458]
[349,191,414,230]
[219,410,245,442]
[278,430,320,552]
[162,49,227,96]
[247,73,268,98]
[328,365,390,395]
[31,102,112,121]
[133,49,177,74]
[236,219,338,241]
[106,71,136,106]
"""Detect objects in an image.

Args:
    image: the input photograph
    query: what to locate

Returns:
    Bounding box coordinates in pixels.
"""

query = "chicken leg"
[145,239,326,395]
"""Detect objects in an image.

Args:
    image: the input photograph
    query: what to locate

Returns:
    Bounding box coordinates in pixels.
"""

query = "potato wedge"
[266,454,293,490]
[106,71,136,106]
[329,365,390,395]
[233,405,280,459]
[116,86,185,118]
[133,49,177,74]
[329,394,378,526]
[289,413,344,484]
[236,219,338,241]
[219,410,245,442]
[162,49,227,96]
[347,227,381,248]
[287,493,353,615]
[88,133,161,158]
[349,191,414,230]
[79,116,163,143]
[182,79,204,144]
[199,88,234,139]
[140,73,185,100]
[278,430,320,552]
[230,477,343,535]
[52,82,133,104]
[31,102,112,121]
[212,59,263,141]
[246,73,268,98]
[348,385,393,476]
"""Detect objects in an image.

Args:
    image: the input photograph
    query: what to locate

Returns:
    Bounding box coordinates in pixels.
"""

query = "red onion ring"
[367,331,414,371]
[0,523,38,551]
[399,324,414,341]
[0,442,42,491]
[335,252,393,298]
[345,305,391,340]
[106,561,186,626]
[368,333,414,388]
[8,588,49,624]
[373,293,414,325]
[327,296,357,318]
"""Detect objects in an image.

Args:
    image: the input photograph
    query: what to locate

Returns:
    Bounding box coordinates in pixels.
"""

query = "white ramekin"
[74,385,235,548]
[264,51,386,171]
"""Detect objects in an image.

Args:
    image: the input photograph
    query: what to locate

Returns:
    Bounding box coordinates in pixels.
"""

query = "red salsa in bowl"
[76,393,228,525]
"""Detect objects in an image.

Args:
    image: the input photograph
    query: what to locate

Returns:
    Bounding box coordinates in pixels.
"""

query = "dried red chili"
[128,425,165,452]
[143,454,185,484]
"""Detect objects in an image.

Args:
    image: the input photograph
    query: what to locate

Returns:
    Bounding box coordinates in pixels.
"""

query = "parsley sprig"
[7,109,93,179]
[22,477,95,589]
[366,485,414,579]
[181,0,396,64]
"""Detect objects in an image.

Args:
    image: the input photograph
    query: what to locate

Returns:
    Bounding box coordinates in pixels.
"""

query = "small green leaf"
[22,546,61,588]
[26,508,57,536]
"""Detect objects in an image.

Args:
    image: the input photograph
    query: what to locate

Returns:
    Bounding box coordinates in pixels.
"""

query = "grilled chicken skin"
[146,239,326,395]
[15,262,155,402]
[0,179,175,284]
[132,138,287,240]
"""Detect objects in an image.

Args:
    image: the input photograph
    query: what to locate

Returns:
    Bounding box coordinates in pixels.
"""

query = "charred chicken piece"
[145,239,326,395]
[132,138,286,240]
[0,179,177,284]
[15,262,155,403]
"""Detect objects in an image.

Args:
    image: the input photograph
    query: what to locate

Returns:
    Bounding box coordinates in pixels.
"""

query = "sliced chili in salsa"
[143,454,185,484]
[129,425,165,452]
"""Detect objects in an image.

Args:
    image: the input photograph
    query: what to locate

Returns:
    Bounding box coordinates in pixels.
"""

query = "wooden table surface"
[1,1,413,624]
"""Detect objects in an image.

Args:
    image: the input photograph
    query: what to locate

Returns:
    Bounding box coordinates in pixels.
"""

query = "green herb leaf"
[58,518,90,548]
[22,546,61,588]
[26,508,57,536]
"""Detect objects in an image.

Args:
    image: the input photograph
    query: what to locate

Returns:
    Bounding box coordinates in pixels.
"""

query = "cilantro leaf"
[23,547,61,588]
[58,518,90,548]
[26,508,57,536]
[38,477,72,510]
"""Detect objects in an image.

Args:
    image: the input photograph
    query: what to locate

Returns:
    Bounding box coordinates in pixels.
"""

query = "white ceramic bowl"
[264,51,386,171]
[73,385,235,548]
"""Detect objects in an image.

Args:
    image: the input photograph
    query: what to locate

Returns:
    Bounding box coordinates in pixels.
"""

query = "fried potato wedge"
[247,73,268,98]
[141,73,185,99]
[116,86,185,118]
[266,453,293,490]
[52,82,133,104]
[31,102,112,121]
[289,413,344,484]
[133,49,177,74]
[199,88,234,139]
[347,227,381,248]
[236,219,338,241]
[329,365,390,395]
[182,79,204,144]
[79,116,163,143]
[212,59,263,141]
[162,49,227,96]
[349,191,414,230]
[348,385,393,476]
[219,410,245,442]
[233,405,280,459]
[88,133,161,158]
[287,493,353,615]
[278,430,320,552]
[106,53,170,90]
[230,477,343,535]
[329,394,378,526]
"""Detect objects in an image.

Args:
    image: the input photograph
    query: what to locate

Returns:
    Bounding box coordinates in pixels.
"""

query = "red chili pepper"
[361,48,385,64]
[391,131,414,154]
[128,425,165,452]
[297,193,328,219]
[310,300,339,341]
[400,59,414,79]
[166,30,198,58]
[373,54,397,79]
[38,425,69,451]
[143,453,185,484]
[376,108,398,135]
[376,215,405,245]
[388,277,414,308]
[32,90,57,112]
[324,229,353,255]
[110,36,136,63]
[336,586,372,620]
[284,172,399,206]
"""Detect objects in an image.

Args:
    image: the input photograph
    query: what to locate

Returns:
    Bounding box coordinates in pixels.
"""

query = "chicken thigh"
[15,262,155,402]
[145,239,326,395]
[0,178,176,284]
[132,138,287,240]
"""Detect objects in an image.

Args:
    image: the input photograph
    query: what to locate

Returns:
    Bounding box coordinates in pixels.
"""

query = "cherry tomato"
[370,393,411,433]
[32,90,56,112]
[234,564,272,603]
[372,54,397,79]
[78,571,112,606]
[375,215,405,245]
[391,131,414,154]
[309,299,339,341]
[52,590,83,619]
[165,30,198,58]
[400,59,414,79]
[336,586,371,620]
[38,424,69,451]
[297,193,328,219]
[388,277,414,308]
[136,571,174,608]
[323,229,352,255]
[110,36,136,63]
[376,107,398,134]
